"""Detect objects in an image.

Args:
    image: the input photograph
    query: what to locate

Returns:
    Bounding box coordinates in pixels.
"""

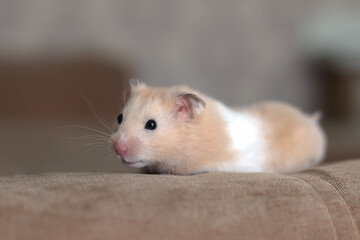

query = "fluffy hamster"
[111,81,326,175]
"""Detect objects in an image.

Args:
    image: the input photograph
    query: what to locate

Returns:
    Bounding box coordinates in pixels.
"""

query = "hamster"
[110,80,326,175]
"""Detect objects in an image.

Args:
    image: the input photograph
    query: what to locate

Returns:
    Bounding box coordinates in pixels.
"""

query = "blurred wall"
[0,59,127,121]
[2,0,360,111]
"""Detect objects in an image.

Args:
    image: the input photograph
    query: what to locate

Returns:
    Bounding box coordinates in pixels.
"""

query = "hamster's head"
[110,81,206,169]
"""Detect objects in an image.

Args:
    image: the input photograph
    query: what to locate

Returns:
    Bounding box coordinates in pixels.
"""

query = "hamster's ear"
[124,79,146,102]
[129,79,147,90]
[175,93,206,120]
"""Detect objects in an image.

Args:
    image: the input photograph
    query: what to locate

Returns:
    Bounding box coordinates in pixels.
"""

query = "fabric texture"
[0,160,359,240]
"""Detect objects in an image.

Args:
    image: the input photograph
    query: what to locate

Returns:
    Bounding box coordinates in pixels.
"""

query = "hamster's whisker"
[60,125,111,137]
[81,94,113,134]
[84,139,110,145]
[76,135,111,141]
[80,141,110,148]
[62,134,110,141]
[79,146,109,154]
[89,147,114,160]
[97,151,114,159]
[80,143,111,154]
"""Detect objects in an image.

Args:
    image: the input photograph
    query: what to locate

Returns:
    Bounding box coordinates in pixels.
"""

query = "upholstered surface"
[1,160,360,240]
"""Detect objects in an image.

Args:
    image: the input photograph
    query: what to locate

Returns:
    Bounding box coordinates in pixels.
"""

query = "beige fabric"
[1,160,360,240]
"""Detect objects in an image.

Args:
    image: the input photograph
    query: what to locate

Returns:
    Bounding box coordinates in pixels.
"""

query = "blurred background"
[0,0,359,175]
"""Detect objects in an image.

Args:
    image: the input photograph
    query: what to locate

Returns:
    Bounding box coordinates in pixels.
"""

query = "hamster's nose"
[114,141,129,156]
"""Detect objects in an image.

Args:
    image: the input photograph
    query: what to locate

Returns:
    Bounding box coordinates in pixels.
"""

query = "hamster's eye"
[117,114,123,124]
[145,119,157,130]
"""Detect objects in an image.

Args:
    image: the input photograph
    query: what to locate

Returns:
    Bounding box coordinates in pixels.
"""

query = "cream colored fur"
[246,102,326,173]
[111,82,326,175]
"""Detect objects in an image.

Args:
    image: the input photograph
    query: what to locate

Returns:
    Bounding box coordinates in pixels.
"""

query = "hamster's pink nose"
[114,141,129,156]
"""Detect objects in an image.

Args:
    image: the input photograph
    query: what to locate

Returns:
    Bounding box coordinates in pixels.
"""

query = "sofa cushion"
[1,160,359,240]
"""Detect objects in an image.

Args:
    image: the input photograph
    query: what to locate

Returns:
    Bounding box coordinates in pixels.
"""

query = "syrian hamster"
[111,80,326,175]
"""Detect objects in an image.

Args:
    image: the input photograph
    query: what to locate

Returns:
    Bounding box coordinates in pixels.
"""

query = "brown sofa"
[1,159,359,240]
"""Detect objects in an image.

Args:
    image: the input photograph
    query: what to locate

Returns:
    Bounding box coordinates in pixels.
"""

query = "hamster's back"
[246,102,326,173]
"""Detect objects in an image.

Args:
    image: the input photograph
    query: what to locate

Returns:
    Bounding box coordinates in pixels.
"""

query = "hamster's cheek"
[135,148,153,162]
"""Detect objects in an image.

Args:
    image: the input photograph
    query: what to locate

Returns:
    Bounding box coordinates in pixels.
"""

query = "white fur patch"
[128,162,148,168]
[216,104,266,172]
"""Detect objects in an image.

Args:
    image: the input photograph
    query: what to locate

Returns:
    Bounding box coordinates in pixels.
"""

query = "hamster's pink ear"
[175,93,206,120]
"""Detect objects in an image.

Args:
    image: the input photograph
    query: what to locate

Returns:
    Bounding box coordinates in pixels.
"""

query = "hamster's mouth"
[121,157,146,168]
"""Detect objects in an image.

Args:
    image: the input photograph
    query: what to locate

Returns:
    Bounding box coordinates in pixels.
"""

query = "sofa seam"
[287,174,338,240]
[305,169,360,238]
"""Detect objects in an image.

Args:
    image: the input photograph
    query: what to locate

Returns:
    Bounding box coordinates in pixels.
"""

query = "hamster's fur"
[111,81,326,175]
